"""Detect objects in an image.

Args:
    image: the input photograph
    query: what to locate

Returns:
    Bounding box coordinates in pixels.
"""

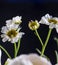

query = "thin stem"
[15,39,21,57]
[0,45,11,59]
[55,50,58,63]
[14,42,17,58]
[35,30,43,46]
[36,48,41,54]
[36,48,50,60]
[41,29,52,56]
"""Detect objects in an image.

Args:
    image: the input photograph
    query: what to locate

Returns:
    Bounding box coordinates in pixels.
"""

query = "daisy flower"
[39,14,58,33]
[5,54,52,65]
[6,16,22,28]
[1,24,24,43]
[28,20,40,30]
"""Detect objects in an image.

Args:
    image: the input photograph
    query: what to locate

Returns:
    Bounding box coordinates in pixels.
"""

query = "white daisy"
[39,14,58,33]
[12,16,22,24]
[1,25,24,43]
[0,49,2,65]
[6,54,52,65]
[6,16,22,28]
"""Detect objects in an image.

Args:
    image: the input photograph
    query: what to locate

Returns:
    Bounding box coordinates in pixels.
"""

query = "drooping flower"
[1,25,24,43]
[0,49,2,65]
[5,54,52,65]
[28,20,40,30]
[39,14,58,33]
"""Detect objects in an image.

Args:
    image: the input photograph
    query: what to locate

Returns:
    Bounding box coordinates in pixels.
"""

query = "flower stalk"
[35,30,43,46]
[14,39,21,57]
[41,29,52,56]
[0,45,11,59]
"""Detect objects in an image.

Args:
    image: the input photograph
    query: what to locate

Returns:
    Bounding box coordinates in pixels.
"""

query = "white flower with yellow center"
[6,16,22,28]
[39,14,58,33]
[0,49,2,65]
[5,54,52,65]
[1,25,24,43]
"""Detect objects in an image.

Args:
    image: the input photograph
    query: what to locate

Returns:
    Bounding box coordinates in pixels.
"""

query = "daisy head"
[1,25,24,43]
[28,20,40,31]
[39,14,58,33]
[12,16,22,24]
[6,16,22,28]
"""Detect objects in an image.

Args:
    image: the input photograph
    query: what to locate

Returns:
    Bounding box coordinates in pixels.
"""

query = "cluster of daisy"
[1,16,24,43]
[0,14,58,65]
[0,16,25,65]
[28,14,58,65]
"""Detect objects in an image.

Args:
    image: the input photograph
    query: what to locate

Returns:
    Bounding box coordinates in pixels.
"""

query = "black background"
[0,2,58,65]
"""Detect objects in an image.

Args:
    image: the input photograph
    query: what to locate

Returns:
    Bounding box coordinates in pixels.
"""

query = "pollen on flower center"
[48,19,57,24]
[6,29,18,38]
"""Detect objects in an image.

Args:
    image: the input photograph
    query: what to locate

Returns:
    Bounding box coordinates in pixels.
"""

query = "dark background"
[0,0,58,65]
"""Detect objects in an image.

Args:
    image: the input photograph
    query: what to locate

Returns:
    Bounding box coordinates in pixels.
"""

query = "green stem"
[36,48,50,60]
[14,42,17,58]
[14,39,21,57]
[35,30,43,46]
[41,29,52,56]
[0,45,11,59]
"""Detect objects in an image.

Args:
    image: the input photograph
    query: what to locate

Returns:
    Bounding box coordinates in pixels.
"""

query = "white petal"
[12,16,22,22]
[18,32,25,38]
[11,37,19,43]
[2,36,9,42]
[1,34,6,38]
[8,24,18,30]
[55,24,58,33]
[39,17,49,25]
[49,23,55,29]
[1,26,8,33]
[45,14,52,19]
[6,20,12,26]
[56,28,58,33]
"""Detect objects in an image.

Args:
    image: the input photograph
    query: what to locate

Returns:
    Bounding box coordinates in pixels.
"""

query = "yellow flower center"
[28,20,39,30]
[14,21,22,24]
[48,19,57,24]
[30,22,37,27]
[6,29,18,38]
